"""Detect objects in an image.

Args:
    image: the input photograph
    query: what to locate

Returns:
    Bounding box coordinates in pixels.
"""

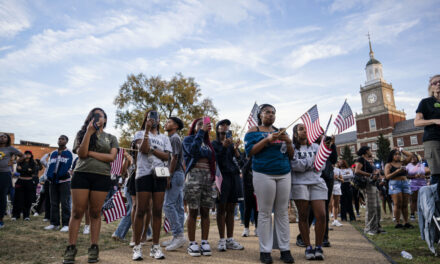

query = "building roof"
[335,131,357,145]
[393,119,423,135]
[366,58,381,66]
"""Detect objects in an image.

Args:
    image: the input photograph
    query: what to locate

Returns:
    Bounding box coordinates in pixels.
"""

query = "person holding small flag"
[244,104,294,264]
[291,123,329,261]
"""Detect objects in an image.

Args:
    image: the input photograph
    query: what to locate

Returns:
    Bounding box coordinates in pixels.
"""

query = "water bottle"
[400,251,412,260]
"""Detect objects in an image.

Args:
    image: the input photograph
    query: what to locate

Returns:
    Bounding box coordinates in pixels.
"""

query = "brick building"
[2,132,57,176]
[335,39,424,158]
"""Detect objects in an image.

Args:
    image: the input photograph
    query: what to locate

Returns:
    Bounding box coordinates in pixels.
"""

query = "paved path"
[68,219,389,264]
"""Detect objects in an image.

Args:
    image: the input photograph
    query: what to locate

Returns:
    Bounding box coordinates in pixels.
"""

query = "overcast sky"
[1,0,439,148]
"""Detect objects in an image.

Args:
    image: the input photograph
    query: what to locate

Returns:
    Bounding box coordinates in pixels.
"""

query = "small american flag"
[334,101,355,134]
[102,190,126,223]
[301,105,324,144]
[163,217,170,233]
[247,103,259,129]
[314,115,333,171]
[110,148,125,176]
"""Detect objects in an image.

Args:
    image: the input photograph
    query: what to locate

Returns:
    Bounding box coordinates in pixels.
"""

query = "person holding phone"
[64,108,118,264]
[182,117,216,257]
[244,104,294,264]
[212,119,244,252]
[13,150,37,221]
[384,148,413,229]
[132,110,172,261]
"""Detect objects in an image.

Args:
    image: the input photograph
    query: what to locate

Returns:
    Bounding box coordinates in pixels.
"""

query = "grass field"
[0,215,124,264]
[351,208,440,264]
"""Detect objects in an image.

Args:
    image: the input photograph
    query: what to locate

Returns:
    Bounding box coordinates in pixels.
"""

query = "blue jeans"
[163,170,185,236]
[114,186,133,239]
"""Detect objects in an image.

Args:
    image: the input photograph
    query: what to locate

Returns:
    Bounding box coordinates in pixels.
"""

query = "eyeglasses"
[431,80,440,86]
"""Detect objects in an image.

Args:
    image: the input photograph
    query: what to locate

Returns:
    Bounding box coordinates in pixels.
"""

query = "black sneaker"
[63,245,77,264]
[88,244,99,263]
[305,247,315,260]
[322,239,331,247]
[395,223,404,229]
[314,247,324,260]
[404,223,414,229]
[259,252,273,264]
[296,236,306,247]
[280,250,294,263]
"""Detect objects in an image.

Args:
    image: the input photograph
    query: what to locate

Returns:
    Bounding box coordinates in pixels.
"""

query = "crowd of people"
[0,74,439,263]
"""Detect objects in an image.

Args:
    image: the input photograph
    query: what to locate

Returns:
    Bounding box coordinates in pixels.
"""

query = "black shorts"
[217,176,238,204]
[71,171,111,192]
[135,174,167,193]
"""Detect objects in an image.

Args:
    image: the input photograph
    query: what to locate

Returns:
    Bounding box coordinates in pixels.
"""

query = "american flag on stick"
[102,190,126,223]
[300,105,324,145]
[314,115,333,171]
[163,217,171,233]
[247,102,259,129]
[110,148,125,176]
[334,101,355,134]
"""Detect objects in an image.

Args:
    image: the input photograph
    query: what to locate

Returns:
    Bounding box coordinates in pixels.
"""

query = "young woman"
[415,74,440,185]
[13,150,37,221]
[64,108,118,264]
[291,123,328,261]
[0,133,23,228]
[331,164,343,227]
[355,146,381,235]
[132,110,172,260]
[338,160,355,221]
[182,117,216,257]
[407,154,430,220]
[384,148,413,229]
[245,104,294,264]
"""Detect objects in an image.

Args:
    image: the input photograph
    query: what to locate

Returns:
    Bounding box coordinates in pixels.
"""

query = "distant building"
[335,38,424,158]
[2,132,57,176]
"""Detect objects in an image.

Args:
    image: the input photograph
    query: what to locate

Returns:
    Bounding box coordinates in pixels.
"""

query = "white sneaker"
[33,212,39,216]
[60,226,69,232]
[83,225,90,235]
[366,231,376,236]
[161,237,174,247]
[11,217,17,221]
[187,243,201,257]
[132,245,143,260]
[242,228,249,237]
[334,220,343,227]
[150,244,165,259]
[201,241,212,256]
[44,225,59,230]
[226,238,244,250]
[217,239,227,252]
[43,218,49,222]
[166,235,186,251]
[24,217,30,221]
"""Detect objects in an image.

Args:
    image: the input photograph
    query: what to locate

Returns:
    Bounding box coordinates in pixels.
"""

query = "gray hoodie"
[291,143,325,185]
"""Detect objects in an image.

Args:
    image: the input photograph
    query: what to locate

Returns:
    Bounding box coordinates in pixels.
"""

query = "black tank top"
[389,165,407,178]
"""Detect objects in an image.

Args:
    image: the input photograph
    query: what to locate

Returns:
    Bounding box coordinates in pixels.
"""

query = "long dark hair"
[386,149,400,164]
[74,108,107,154]
[0,133,11,147]
[292,123,310,150]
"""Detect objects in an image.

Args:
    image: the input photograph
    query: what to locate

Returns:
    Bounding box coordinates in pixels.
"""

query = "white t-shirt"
[333,167,341,188]
[134,131,172,179]
[340,168,354,181]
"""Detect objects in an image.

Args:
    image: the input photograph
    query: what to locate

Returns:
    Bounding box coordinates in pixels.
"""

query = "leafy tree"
[376,134,391,165]
[341,145,354,166]
[114,73,218,147]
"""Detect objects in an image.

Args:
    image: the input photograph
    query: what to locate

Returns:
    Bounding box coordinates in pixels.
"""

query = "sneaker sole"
[165,241,186,251]
[63,260,75,264]
[132,257,143,261]
[226,247,244,250]
[87,258,99,263]
[202,252,212,256]
[188,252,201,257]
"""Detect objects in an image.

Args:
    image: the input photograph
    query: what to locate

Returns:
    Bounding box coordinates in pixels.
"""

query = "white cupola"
[365,34,385,85]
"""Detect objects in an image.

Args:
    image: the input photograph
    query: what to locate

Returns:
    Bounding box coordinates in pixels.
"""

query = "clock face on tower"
[367,93,377,104]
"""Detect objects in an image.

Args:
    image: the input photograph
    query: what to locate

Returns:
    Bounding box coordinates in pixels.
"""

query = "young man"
[162,117,187,251]
[212,119,244,252]
[44,135,73,232]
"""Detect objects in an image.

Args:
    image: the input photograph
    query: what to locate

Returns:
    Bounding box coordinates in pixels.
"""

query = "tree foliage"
[341,145,354,166]
[376,134,391,165]
[114,73,218,147]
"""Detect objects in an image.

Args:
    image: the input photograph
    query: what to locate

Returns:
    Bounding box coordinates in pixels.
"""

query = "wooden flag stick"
[120,147,139,152]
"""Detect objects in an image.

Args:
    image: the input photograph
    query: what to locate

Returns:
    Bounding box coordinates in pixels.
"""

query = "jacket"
[17,160,37,177]
[183,130,215,179]
[46,149,74,184]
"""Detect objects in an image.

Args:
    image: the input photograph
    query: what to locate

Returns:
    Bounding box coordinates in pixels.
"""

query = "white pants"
[253,171,291,253]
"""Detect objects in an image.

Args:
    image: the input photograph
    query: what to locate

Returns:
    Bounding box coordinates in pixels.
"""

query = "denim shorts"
[388,180,411,195]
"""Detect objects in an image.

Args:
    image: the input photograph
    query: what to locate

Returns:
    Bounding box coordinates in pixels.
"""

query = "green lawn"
[351,209,440,264]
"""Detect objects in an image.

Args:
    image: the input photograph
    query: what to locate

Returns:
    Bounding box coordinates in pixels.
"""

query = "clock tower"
[355,35,406,147]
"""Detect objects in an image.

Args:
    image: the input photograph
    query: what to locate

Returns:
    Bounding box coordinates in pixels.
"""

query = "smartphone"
[148,110,158,121]
[226,130,232,139]
[92,113,100,130]
[203,116,211,125]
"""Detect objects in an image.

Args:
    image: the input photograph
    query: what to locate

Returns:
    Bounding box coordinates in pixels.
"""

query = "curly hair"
[74,108,107,154]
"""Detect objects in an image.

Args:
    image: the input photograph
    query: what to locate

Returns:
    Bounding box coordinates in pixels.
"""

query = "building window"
[350,145,355,153]
[340,148,344,155]
[410,136,418,145]
[369,118,376,131]
[397,137,404,147]
[372,142,378,151]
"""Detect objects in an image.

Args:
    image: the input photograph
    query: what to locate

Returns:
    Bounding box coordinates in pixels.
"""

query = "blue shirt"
[244,131,291,175]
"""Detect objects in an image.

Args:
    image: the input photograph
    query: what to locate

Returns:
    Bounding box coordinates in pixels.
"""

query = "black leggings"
[340,182,355,221]
[243,191,258,228]
[12,179,36,219]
